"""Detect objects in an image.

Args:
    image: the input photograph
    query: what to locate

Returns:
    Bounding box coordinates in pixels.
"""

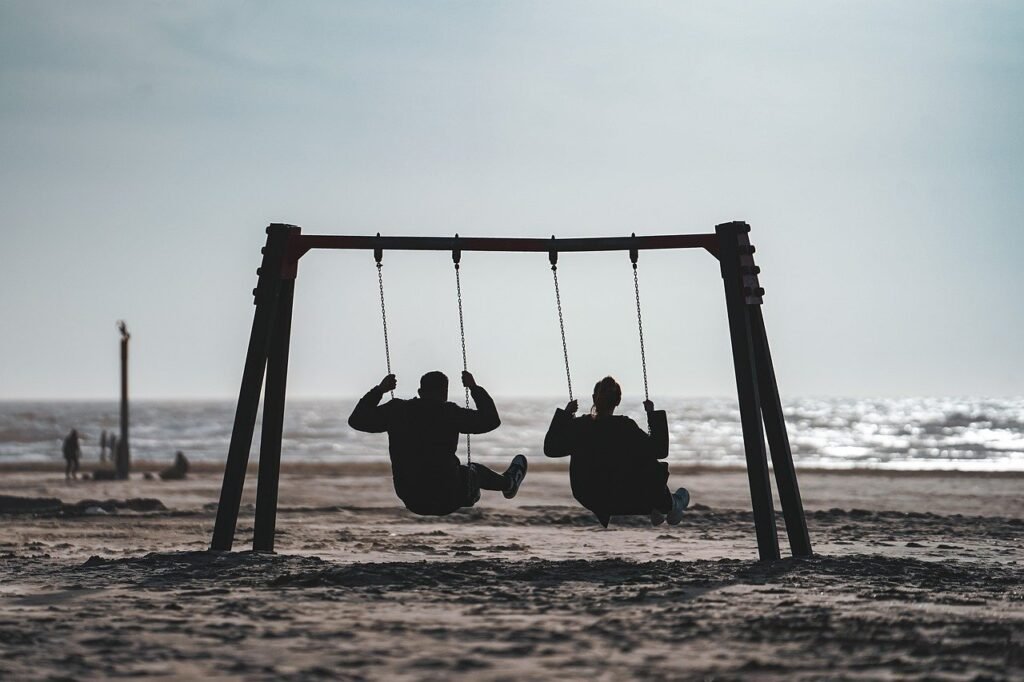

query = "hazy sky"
[1,1,1021,400]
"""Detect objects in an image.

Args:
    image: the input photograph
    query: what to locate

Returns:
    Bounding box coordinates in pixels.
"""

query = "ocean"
[3,397,1023,472]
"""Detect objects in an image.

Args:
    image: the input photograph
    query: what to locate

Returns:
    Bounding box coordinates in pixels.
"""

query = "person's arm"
[347,374,396,433]
[451,371,501,434]
[636,400,669,459]
[543,399,578,458]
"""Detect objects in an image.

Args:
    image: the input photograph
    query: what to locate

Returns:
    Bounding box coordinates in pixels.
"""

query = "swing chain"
[374,236,393,400]
[630,234,650,404]
[453,236,471,464]
[550,241,574,402]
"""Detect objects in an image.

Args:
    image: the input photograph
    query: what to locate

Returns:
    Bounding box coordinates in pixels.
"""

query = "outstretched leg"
[651,486,690,526]
[469,463,507,491]
[470,454,528,499]
[652,487,673,514]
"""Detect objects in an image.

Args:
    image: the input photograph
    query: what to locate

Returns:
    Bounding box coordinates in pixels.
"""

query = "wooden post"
[252,277,296,552]
[117,321,131,479]
[716,221,780,561]
[749,306,812,556]
[210,224,296,551]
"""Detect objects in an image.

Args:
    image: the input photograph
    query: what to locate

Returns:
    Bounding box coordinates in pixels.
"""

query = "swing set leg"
[750,306,812,557]
[253,279,296,551]
[211,224,297,551]
[717,222,780,562]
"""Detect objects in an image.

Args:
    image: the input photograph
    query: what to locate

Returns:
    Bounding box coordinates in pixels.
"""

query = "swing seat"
[573,459,670,527]
[400,464,480,517]
[577,492,668,527]
[586,503,662,528]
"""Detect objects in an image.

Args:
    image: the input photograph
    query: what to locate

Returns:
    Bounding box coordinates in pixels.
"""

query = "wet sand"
[1,461,1022,679]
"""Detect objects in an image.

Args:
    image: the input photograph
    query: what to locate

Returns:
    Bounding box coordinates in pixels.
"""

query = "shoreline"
[5,458,1024,478]
[3,459,1022,520]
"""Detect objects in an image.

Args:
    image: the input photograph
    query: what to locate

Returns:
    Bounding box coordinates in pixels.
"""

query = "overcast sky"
[1,1,1021,400]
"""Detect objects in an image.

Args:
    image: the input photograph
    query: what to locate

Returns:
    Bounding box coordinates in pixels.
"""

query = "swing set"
[210,222,812,562]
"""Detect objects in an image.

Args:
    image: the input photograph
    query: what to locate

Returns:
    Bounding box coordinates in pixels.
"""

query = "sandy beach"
[0,460,1021,679]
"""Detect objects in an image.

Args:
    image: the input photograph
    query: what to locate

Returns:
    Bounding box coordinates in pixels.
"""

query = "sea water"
[1,397,1022,472]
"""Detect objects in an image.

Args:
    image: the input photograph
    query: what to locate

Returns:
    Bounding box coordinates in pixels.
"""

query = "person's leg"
[652,486,673,514]
[502,454,527,499]
[651,484,689,526]
[666,487,690,524]
[458,464,481,508]
[469,455,528,499]
[469,463,508,491]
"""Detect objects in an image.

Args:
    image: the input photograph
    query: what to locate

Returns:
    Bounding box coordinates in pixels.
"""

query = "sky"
[1,1,1021,400]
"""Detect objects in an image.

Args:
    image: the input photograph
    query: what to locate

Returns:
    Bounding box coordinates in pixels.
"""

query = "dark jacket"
[544,408,669,525]
[348,385,500,514]
[62,432,81,462]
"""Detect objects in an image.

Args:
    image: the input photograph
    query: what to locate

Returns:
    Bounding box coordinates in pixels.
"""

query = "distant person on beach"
[99,429,108,462]
[348,371,528,516]
[62,429,82,480]
[544,376,689,527]
[159,451,189,480]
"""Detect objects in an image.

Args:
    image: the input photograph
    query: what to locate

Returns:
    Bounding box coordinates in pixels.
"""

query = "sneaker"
[666,488,690,525]
[650,508,666,526]
[503,454,528,499]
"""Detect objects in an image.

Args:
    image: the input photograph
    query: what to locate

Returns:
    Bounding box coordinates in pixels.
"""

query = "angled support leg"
[750,306,812,557]
[252,277,296,552]
[716,221,780,561]
[211,224,296,551]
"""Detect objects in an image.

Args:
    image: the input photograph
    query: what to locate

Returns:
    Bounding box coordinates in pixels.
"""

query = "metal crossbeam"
[290,232,719,260]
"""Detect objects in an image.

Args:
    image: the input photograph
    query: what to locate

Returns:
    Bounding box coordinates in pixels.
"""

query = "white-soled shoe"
[503,454,528,499]
[666,488,690,525]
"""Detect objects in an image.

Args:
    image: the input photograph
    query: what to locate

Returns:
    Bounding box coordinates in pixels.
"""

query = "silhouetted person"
[99,429,108,462]
[348,371,528,516]
[544,376,689,527]
[62,429,81,480]
[159,451,189,480]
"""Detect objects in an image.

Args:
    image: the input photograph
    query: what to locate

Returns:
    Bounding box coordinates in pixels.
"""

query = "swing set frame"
[210,222,812,561]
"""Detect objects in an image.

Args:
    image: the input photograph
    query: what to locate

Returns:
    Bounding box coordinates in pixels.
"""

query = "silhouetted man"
[348,371,527,516]
[62,429,81,480]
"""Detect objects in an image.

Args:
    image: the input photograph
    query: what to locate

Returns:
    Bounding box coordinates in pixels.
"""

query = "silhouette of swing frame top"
[211,222,812,562]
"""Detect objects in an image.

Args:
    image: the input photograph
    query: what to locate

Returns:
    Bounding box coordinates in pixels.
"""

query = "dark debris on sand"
[1,552,1018,679]
[0,494,166,517]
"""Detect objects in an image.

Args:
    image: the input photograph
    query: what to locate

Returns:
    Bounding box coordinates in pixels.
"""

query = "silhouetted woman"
[544,376,689,527]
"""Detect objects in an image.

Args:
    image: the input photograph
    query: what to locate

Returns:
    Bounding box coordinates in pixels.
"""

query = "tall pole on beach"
[117,320,131,479]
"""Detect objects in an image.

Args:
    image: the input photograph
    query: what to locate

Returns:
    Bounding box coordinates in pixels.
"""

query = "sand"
[1,461,1022,679]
